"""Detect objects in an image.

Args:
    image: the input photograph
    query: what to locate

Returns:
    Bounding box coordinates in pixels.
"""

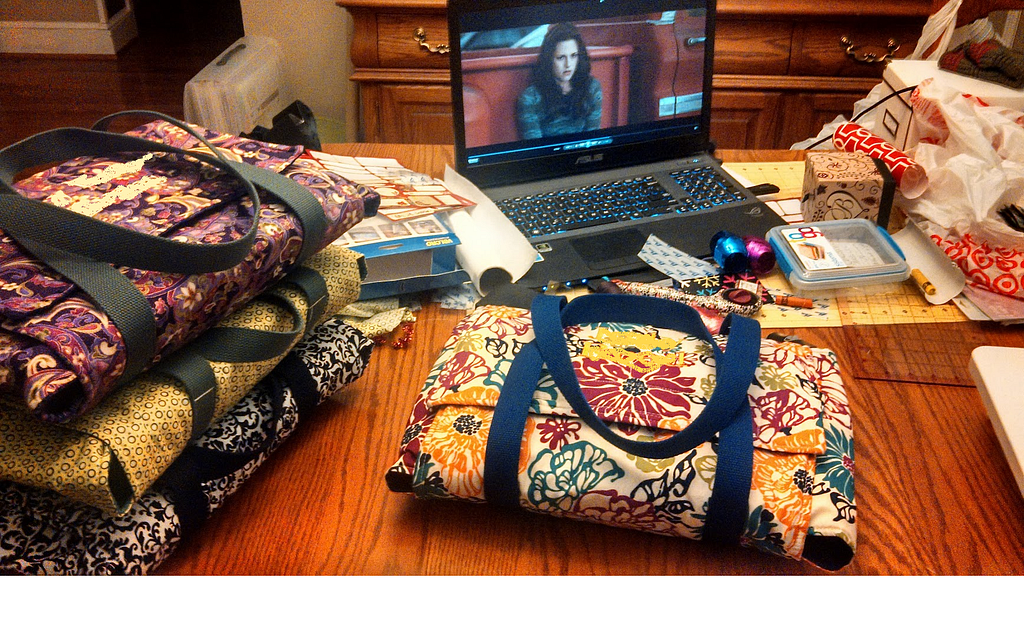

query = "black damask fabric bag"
[0,316,373,575]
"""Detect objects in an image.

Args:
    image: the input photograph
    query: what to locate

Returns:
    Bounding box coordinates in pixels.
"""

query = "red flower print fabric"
[387,304,857,570]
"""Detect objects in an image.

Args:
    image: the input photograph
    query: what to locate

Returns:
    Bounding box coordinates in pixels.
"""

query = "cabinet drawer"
[714,20,792,75]
[790,19,925,77]
[378,12,451,69]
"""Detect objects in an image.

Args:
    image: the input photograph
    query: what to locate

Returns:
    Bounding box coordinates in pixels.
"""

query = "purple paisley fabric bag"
[0,117,378,423]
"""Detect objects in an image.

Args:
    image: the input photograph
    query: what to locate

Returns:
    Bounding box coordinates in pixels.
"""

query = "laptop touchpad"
[570,230,646,271]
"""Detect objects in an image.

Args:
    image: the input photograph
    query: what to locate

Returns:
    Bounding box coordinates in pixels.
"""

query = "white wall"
[239,0,358,143]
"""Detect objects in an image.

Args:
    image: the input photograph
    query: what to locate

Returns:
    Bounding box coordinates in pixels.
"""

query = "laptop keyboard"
[496,166,748,239]
[671,165,749,209]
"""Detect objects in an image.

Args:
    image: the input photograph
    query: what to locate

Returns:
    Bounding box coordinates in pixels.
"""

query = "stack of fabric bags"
[0,114,377,574]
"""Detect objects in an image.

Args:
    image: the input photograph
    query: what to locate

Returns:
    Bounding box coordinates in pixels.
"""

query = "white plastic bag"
[902,78,1024,297]
[909,0,964,60]
[789,0,1004,149]
[790,83,891,150]
[909,0,1007,60]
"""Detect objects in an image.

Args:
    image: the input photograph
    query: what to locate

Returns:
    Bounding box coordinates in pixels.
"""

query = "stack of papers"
[312,151,476,299]
[314,152,537,300]
[310,152,473,221]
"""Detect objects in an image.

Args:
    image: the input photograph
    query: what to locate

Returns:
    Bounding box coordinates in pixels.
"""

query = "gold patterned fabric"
[0,246,363,514]
[340,298,417,340]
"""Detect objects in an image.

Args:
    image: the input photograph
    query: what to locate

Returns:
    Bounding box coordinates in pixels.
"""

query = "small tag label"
[780,225,847,271]
[639,234,718,282]
[734,279,760,293]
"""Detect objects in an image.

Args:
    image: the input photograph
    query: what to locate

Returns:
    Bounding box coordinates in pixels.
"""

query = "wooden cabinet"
[336,0,934,148]
[338,0,451,143]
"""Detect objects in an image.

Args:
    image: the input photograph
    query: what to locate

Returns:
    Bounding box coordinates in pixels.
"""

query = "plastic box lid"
[884,60,1024,112]
[767,219,909,294]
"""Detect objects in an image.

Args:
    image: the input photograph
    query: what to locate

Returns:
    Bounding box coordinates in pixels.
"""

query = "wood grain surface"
[153,145,1024,575]
[0,3,243,150]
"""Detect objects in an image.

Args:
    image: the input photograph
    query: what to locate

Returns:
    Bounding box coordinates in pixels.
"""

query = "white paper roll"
[442,166,538,294]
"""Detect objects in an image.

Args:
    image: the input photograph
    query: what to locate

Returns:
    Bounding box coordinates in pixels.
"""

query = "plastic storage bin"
[767,219,909,296]
[183,36,293,135]
[872,59,1024,151]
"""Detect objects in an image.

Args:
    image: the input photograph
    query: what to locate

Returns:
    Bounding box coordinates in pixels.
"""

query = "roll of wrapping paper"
[832,122,928,198]
[604,279,762,317]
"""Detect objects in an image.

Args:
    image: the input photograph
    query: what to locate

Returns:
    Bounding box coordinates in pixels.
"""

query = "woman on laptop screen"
[516,22,603,139]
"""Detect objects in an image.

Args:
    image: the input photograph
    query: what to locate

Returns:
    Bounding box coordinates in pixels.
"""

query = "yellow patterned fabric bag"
[387,293,856,571]
[0,246,364,514]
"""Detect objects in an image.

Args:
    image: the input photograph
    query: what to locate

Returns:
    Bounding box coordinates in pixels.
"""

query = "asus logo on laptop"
[575,153,604,165]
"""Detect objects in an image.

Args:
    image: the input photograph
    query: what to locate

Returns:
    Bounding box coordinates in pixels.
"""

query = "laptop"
[447,0,785,289]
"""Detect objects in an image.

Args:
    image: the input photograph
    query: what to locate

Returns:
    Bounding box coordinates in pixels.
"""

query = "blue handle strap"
[484,340,544,508]
[532,293,760,459]
[703,403,754,545]
[484,293,758,544]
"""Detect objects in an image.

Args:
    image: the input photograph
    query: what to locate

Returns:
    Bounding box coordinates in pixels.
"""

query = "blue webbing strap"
[232,161,327,266]
[531,293,760,460]
[703,402,754,545]
[485,293,758,544]
[153,264,327,440]
[484,340,544,508]
[12,236,159,385]
[155,292,306,441]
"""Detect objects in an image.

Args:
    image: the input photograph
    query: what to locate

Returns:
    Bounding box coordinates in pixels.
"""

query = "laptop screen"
[449,0,716,189]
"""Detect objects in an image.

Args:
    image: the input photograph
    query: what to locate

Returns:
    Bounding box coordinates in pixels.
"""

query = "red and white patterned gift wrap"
[832,122,928,199]
[936,232,1024,299]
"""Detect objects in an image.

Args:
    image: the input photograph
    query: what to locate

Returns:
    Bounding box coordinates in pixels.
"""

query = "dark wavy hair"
[531,22,594,120]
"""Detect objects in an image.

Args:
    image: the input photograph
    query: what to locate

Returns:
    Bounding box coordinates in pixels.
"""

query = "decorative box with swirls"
[800,151,897,230]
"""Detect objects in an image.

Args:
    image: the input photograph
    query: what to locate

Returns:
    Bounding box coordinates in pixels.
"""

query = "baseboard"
[0,8,138,56]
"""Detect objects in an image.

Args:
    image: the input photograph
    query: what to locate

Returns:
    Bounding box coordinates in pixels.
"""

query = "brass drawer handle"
[840,36,899,64]
[414,27,449,54]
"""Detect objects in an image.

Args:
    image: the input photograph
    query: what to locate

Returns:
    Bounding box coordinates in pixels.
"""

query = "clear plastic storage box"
[183,36,293,135]
[766,219,909,296]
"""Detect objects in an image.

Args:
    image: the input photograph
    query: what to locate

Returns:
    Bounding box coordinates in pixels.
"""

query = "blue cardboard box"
[335,214,469,299]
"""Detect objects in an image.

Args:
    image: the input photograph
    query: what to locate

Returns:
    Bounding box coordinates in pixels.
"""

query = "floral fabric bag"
[0,111,378,424]
[387,293,856,571]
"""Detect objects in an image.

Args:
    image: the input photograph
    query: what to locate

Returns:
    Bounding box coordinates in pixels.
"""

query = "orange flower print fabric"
[388,305,856,570]
[421,406,491,500]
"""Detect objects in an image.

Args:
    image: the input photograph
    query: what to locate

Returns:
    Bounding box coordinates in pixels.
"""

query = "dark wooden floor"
[0,0,244,148]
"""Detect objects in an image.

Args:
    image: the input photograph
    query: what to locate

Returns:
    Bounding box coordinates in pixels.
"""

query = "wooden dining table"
[156,144,1024,575]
